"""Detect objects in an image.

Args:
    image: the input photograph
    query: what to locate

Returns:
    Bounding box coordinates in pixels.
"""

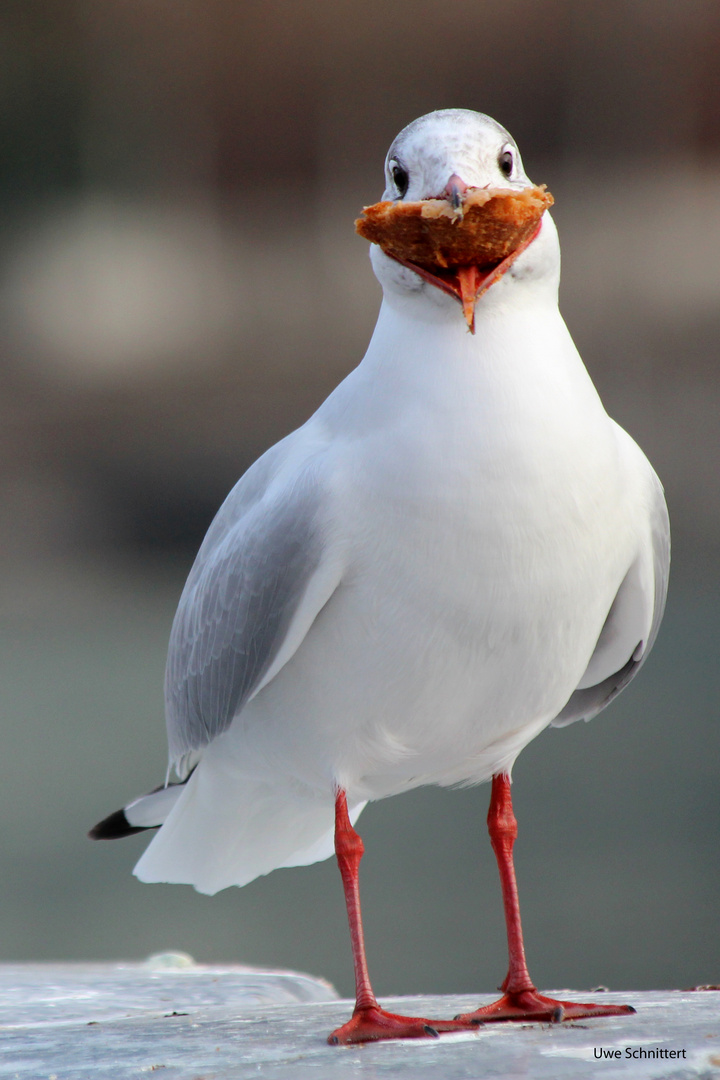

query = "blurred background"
[0,0,718,1000]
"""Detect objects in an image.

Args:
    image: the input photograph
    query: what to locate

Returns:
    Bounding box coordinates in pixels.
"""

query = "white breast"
[224,299,645,800]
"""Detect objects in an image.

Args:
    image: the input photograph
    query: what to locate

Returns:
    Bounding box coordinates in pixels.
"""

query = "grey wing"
[165,458,337,771]
[552,475,670,728]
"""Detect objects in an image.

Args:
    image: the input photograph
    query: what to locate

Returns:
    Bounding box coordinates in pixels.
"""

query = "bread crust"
[355,185,553,270]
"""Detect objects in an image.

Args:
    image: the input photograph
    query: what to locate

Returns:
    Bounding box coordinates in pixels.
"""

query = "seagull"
[90,109,669,1045]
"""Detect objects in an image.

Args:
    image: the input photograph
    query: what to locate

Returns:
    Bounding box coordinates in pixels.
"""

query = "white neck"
[327,276,611,470]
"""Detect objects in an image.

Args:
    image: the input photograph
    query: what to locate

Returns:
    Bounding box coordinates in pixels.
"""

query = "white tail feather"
[133,759,366,895]
[125,786,185,828]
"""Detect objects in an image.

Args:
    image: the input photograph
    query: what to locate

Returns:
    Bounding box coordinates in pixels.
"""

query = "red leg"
[455,774,636,1025]
[328,789,464,1045]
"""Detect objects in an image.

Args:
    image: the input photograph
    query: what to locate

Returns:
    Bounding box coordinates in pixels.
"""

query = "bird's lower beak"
[456,266,492,329]
[389,220,541,334]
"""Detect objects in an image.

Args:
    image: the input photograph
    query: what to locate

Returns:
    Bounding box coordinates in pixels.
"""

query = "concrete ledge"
[2,962,719,1078]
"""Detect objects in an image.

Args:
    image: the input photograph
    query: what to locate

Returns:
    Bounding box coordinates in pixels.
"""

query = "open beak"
[387,223,540,333]
[388,173,542,333]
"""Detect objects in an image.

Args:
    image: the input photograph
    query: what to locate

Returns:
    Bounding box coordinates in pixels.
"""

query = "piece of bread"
[355,185,553,270]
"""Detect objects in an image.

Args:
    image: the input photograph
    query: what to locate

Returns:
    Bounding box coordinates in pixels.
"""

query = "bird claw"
[328,1005,463,1044]
[454,989,636,1026]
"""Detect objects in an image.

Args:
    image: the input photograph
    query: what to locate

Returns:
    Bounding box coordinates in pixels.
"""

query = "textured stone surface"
[2,963,719,1079]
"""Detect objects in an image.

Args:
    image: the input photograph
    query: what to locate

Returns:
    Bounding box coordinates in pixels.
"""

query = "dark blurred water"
[0,553,717,999]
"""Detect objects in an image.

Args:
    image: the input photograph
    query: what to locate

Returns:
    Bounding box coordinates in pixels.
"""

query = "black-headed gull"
[91,109,669,1045]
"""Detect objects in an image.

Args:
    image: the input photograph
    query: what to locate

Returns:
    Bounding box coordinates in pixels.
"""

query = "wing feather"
[552,472,670,728]
[165,441,339,771]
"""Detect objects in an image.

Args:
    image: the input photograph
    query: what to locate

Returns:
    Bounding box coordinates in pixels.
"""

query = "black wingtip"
[88,808,154,841]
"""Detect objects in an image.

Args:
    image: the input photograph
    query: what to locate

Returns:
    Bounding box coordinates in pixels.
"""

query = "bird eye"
[498,149,514,178]
[389,159,409,198]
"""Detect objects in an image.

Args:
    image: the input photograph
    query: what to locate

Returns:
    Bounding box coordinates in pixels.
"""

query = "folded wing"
[553,473,669,727]
[165,437,343,773]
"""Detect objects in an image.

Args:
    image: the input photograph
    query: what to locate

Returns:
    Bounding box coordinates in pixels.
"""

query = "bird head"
[360,110,559,330]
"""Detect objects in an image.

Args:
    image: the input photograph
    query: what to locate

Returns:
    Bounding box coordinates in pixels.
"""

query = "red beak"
[389,170,541,333]
[443,173,470,212]
[388,221,542,334]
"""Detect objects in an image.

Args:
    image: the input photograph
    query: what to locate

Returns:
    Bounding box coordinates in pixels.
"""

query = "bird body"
[96,109,667,1040]
[134,212,664,894]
